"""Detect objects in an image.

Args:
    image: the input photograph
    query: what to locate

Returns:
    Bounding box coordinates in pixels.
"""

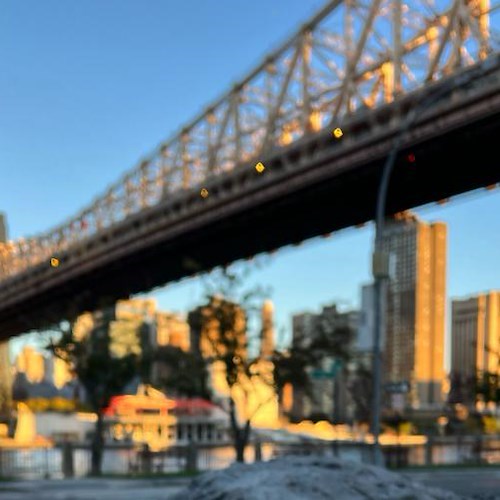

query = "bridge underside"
[1,67,500,340]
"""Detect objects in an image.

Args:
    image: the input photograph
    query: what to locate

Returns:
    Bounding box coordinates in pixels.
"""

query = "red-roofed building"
[103,385,177,451]
[172,398,230,445]
[103,386,230,448]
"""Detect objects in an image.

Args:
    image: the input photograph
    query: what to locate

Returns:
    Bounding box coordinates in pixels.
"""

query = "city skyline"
[9,193,500,377]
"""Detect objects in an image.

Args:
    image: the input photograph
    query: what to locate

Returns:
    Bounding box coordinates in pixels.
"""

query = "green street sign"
[311,359,342,379]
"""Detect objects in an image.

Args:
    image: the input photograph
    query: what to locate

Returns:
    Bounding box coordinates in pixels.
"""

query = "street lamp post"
[369,59,488,466]
[371,101,421,465]
[371,153,397,466]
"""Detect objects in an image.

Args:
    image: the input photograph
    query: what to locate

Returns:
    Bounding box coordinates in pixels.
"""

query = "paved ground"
[403,468,500,499]
[1,468,500,499]
[0,477,191,499]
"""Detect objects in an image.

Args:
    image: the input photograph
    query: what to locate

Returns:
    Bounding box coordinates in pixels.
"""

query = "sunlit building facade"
[44,355,73,389]
[0,342,12,412]
[249,301,278,428]
[73,299,190,357]
[382,212,447,410]
[16,346,45,383]
[260,300,275,359]
[451,291,500,405]
[156,311,190,351]
[110,299,156,357]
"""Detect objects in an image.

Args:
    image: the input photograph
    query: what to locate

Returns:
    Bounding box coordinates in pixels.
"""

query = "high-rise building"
[73,299,190,358]
[15,346,45,383]
[260,300,275,359]
[0,342,12,412]
[73,312,96,342]
[292,305,358,349]
[109,299,156,357]
[292,312,317,349]
[44,355,73,389]
[291,304,359,422]
[358,284,377,353]
[451,291,500,383]
[156,311,190,351]
[382,211,447,409]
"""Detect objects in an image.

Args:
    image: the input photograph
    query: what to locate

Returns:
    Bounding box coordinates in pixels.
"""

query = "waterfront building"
[104,385,176,451]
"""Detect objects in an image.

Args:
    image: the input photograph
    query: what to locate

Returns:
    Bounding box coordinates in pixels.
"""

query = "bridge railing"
[1,0,499,282]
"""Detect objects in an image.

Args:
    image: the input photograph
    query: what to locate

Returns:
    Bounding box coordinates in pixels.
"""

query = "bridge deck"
[1,59,500,339]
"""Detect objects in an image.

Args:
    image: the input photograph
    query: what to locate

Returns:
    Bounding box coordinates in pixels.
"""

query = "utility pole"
[371,178,392,467]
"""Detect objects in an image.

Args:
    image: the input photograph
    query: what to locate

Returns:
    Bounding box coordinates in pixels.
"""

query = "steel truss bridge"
[1,0,500,339]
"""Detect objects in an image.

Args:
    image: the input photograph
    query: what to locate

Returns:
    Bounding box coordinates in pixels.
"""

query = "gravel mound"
[173,455,465,500]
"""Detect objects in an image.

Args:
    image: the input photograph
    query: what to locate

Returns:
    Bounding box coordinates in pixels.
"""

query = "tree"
[48,308,139,476]
[152,345,210,399]
[273,314,355,423]
[476,370,500,406]
[194,263,360,460]
[448,371,476,406]
[347,364,373,425]
[272,343,317,422]
[472,343,500,408]
[191,265,274,463]
[0,386,11,417]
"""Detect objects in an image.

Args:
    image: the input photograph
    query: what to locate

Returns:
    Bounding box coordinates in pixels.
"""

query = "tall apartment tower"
[451,292,500,381]
[382,211,447,409]
[260,300,275,359]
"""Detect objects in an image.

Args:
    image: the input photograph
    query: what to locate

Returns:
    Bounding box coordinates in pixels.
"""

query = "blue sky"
[2,0,500,362]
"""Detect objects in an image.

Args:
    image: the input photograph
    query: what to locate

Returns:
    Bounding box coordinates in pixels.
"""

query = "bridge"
[1,0,500,340]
